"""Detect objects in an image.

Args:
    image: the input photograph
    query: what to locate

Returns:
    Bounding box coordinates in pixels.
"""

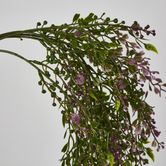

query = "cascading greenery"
[0,13,165,166]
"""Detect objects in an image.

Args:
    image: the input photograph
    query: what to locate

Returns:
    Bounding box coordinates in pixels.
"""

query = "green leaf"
[144,43,158,54]
[85,13,94,23]
[63,129,68,139]
[142,139,150,144]
[115,100,121,111]
[61,161,65,166]
[91,121,99,129]
[72,13,80,22]
[89,90,98,101]
[62,113,66,127]
[109,42,119,47]
[71,39,79,48]
[93,77,100,86]
[123,161,132,166]
[146,148,155,162]
[107,153,114,166]
[61,143,68,153]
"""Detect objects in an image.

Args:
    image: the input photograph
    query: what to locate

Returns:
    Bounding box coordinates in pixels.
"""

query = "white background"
[0,0,165,165]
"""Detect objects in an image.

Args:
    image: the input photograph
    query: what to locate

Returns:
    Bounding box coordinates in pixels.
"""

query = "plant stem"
[0,49,54,86]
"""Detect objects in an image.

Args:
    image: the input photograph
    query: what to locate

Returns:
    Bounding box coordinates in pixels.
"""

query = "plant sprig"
[0,13,165,166]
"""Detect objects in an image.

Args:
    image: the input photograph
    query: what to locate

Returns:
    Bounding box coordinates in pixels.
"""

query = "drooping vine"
[0,13,165,166]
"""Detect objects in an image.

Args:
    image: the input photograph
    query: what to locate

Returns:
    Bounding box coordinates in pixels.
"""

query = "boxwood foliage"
[0,13,166,166]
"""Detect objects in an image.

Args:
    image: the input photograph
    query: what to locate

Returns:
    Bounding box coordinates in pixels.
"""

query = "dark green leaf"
[62,114,66,127]
[85,13,94,23]
[71,40,79,48]
[73,13,80,22]
[61,161,65,166]
[105,17,110,22]
[61,143,68,153]
[63,129,68,139]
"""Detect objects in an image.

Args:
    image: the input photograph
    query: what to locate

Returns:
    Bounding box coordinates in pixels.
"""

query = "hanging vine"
[0,13,165,166]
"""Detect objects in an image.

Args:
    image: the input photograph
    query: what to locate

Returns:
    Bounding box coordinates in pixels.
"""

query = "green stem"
[0,49,53,89]
[0,49,67,109]
[0,49,37,68]
[0,24,70,41]
[0,28,53,40]
[0,22,129,41]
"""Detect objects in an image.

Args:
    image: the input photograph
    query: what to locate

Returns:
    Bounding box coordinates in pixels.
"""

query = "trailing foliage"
[0,13,166,166]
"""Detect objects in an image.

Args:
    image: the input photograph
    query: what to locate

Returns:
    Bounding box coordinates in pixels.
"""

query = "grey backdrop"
[0,0,165,165]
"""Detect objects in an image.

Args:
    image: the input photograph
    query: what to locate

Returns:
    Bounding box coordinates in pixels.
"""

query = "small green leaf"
[109,42,119,47]
[61,161,65,166]
[93,77,100,86]
[91,121,99,129]
[71,39,79,48]
[89,90,98,101]
[107,153,114,166]
[146,148,155,162]
[85,13,94,23]
[115,100,121,111]
[62,113,66,127]
[123,161,132,166]
[73,13,80,22]
[63,129,68,139]
[144,43,158,54]
[61,143,68,153]
[142,139,150,144]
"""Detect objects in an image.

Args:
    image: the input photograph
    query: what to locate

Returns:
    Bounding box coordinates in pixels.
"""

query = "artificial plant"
[0,13,165,166]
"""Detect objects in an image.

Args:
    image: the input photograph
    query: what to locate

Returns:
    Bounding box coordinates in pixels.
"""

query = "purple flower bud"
[76,90,83,97]
[114,151,120,160]
[139,75,146,83]
[121,95,129,108]
[151,71,160,74]
[128,59,136,66]
[74,30,82,37]
[155,78,162,83]
[145,75,152,81]
[117,79,126,90]
[154,129,161,137]
[135,125,142,135]
[130,42,140,49]
[75,73,85,85]
[131,21,142,31]
[141,61,149,66]
[71,113,80,125]
[142,68,149,76]
[151,75,156,80]
[154,87,161,95]
[142,122,148,129]
[138,50,145,56]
